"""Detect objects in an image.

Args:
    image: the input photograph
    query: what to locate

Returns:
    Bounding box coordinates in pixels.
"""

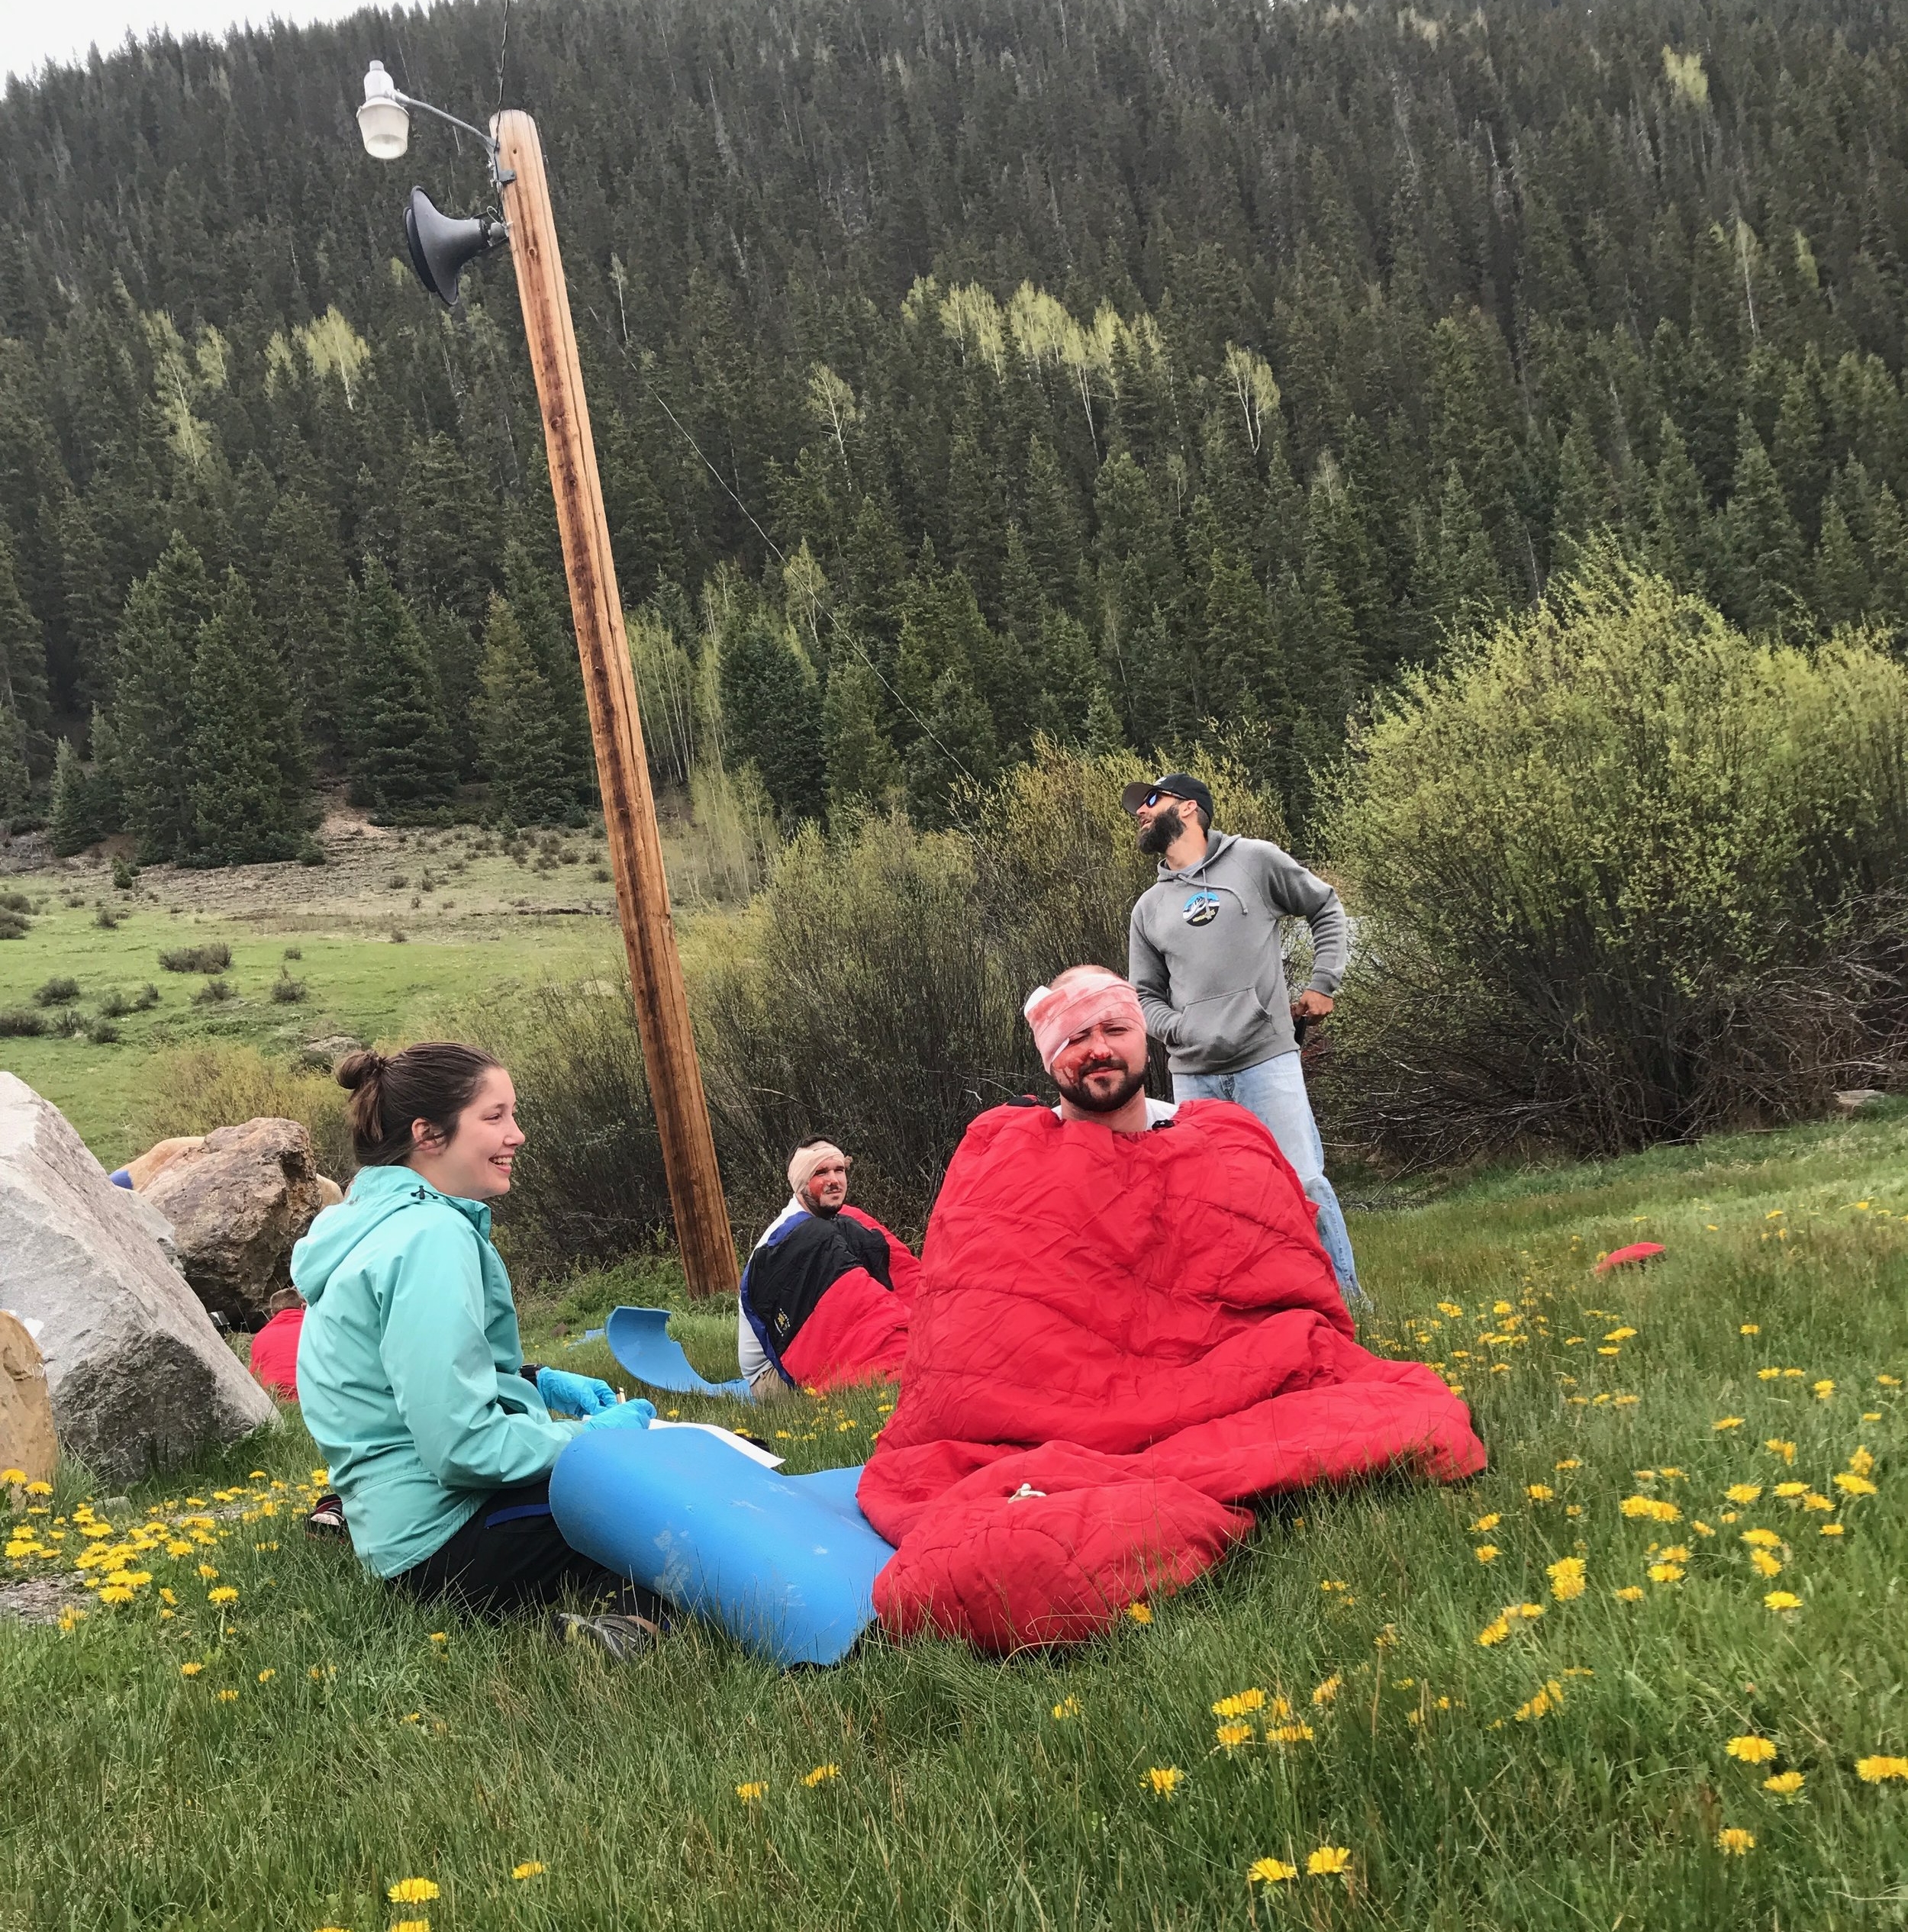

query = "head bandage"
[1023,971,1146,1073]
[788,1141,848,1197]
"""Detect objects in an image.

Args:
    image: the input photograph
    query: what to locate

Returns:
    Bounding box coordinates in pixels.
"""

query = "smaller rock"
[301,1035,363,1071]
[0,1312,56,1486]
[1835,1088,1886,1114]
[143,1118,327,1325]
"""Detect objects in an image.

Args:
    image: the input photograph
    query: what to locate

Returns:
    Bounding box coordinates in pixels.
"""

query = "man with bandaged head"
[736,1138,922,1398]
[1024,965,1178,1135]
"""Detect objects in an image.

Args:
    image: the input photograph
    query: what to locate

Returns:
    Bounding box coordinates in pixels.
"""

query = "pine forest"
[2,0,1907,857]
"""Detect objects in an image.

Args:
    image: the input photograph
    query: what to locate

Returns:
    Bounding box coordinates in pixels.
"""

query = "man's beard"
[1055,1058,1149,1115]
[799,1190,842,1217]
[1137,803,1184,856]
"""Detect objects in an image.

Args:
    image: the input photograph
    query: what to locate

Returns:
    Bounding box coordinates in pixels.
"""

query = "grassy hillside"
[4,1104,1906,1929]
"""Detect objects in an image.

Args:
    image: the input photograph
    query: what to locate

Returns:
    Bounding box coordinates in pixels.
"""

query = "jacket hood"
[292,1164,491,1306]
[1155,829,1239,883]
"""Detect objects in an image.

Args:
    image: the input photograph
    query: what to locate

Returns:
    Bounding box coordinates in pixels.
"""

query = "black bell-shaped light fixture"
[403,186,510,308]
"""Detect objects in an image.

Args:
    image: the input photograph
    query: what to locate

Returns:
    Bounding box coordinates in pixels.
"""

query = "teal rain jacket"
[292,1164,579,1579]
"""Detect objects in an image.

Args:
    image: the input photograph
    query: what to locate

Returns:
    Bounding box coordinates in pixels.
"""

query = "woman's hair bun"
[335,1048,388,1093]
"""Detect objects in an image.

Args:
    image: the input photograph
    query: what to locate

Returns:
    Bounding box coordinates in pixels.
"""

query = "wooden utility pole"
[492,110,739,1301]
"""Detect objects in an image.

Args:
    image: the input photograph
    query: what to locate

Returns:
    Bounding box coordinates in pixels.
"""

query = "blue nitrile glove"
[535,1367,621,1418]
[582,1398,656,1433]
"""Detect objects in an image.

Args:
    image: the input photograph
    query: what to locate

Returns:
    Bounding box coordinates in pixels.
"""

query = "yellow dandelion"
[95,1586,134,1605]
[1546,1556,1587,1601]
[1764,1590,1802,1612]
[1749,1549,1783,1578]
[1613,1585,1645,1602]
[1215,1721,1253,1749]
[1725,1736,1776,1763]
[215,1688,238,1702]
[256,1669,275,1682]
[1211,1688,1266,1718]
[207,1586,237,1605]
[387,1879,440,1904]
[1764,1771,1804,1795]
[1765,1439,1797,1464]
[1725,1484,1762,1505]
[1125,1602,1153,1624]
[1249,1856,1299,1884]
[1306,1846,1352,1876]
[1146,1766,1185,1797]
[1856,1755,1908,1782]
[390,1921,430,1932]
[427,1631,447,1644]
[1849,1446,1876,1476]
[1774,1481,1807,1498]
[1051,1696,1081,1720]
[1267,1722,1315,1744]
[511,1862,546,1880]
[1835,1471,1878,1497]
[179,1662,203,1676]
[197,1564,218,1579]
[802,1763,840,1787]
[1474,1544,1500,1563]
[1713,1416,1745,1431]
[1526,1483,1555,1502]
[735,1782,766,1802]
[1310,1674,1342,1706]
[1716,1827,1755,1855]
[1471,1513,1501,1532]
[1821,1523,1845,1537]
[1813,1380,1835,1399]
[1647,1562,1684,1584]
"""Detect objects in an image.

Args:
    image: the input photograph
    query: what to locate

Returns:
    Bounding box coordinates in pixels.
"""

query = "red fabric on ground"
[777,1207,920,1391]
[250,1306,304,1399]
[859,1100,1486,1650]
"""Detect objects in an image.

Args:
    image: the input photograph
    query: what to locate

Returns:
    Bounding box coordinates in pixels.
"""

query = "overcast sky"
[2,2,382,87]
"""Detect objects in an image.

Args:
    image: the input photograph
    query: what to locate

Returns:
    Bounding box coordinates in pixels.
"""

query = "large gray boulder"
[0,1074,276,1483]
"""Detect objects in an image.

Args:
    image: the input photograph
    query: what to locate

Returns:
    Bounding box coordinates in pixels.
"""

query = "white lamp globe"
[356,61,410,160]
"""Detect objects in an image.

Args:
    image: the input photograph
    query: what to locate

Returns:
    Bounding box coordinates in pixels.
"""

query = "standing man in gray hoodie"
[1124,772,1364,1306]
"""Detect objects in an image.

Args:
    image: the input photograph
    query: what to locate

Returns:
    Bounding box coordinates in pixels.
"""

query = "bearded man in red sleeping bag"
[736,1138,922,1398]
[856,966,1487,1651]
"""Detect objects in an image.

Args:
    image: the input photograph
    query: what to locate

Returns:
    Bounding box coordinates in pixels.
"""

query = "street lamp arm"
[392,91,516,183]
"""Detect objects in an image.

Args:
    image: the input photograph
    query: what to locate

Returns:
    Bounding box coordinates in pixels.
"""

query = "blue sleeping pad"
[549,1423,895,1666]
[607,1305,753,1401]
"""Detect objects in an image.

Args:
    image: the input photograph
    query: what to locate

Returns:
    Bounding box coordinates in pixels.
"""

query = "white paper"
[646,1418,785,1470]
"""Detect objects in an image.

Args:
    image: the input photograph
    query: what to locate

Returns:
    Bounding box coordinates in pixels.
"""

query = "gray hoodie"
[1127,830,1349,1075]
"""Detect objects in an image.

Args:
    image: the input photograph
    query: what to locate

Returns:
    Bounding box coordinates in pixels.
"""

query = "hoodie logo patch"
[1181,890,1220,927]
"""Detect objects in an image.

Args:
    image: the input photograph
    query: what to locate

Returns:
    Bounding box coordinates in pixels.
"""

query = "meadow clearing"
[3,1100,1905,1930]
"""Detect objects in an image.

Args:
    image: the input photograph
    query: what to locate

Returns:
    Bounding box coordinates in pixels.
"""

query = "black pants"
[394,1479,668,1621]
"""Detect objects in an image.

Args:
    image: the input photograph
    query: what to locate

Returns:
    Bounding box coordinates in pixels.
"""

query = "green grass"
[5,1106,1908,1928]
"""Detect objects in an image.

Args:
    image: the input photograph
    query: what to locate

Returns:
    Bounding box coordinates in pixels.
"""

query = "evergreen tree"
[346,558,458,813]
[422,604,483,781]
[1645,417,1714,594]
[1813,500,1869,628]
[1200,546,1280,720]
[1407,465,1508,652]
[49,737,103,855]
[601,407,684,598]
[475,595,574,826]
[1723,419,1808,633]
[185,572,307,865]
[397,433,497,629]
[53,490,118,711]
[1549,417,1617,582]
[89,707,123,836]
[502,542,595,812]
[0,526,52,778]
[114,533,214,861]
[0,707,27,824]
[904,665,998,829]
[1023,436,1085,608]
[821,653,903,818]
[258,491,352,768]
[1030,605,1111,745]
[719,613,824,820]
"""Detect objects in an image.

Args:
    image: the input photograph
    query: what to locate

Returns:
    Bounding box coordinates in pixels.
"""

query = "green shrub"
[85,1017,121,1045]
[0,1009,46,1037]
[136,1043,355,1180]
[0,910,27,941]
[0,890,30,914]
[111,856,137,891]
[160,943,231,974]
[1318,554,1908,1163]
[34,977,79,1007]
[98,990,131,1019]
[269,972,308,1004]
[131,983,161,1011]
[93,903,121,929]
[192,977,235,1005]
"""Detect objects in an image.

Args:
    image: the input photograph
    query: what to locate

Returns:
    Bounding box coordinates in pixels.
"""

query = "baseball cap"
[1120,771,1214,820]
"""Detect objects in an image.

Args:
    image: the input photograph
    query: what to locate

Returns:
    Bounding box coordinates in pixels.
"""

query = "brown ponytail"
[337,1042,503,1168]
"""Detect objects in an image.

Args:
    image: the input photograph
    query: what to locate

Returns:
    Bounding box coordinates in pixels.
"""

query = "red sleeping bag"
[249,1306,304,1399]
[777,1206,923,1391]
[857,1100,1486,1650]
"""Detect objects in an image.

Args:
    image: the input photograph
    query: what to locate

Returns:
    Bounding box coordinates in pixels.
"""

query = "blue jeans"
[1172,1052,1366,1309]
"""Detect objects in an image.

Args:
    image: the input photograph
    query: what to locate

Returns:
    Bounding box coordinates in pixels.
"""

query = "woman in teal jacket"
[294,1042,659,1653]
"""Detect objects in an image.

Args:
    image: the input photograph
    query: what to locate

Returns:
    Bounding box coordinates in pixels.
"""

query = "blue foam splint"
[607,1305,753,1401]
[549,1425,895,1666]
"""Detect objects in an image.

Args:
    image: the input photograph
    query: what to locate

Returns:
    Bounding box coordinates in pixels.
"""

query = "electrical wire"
[579,301,978,786]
